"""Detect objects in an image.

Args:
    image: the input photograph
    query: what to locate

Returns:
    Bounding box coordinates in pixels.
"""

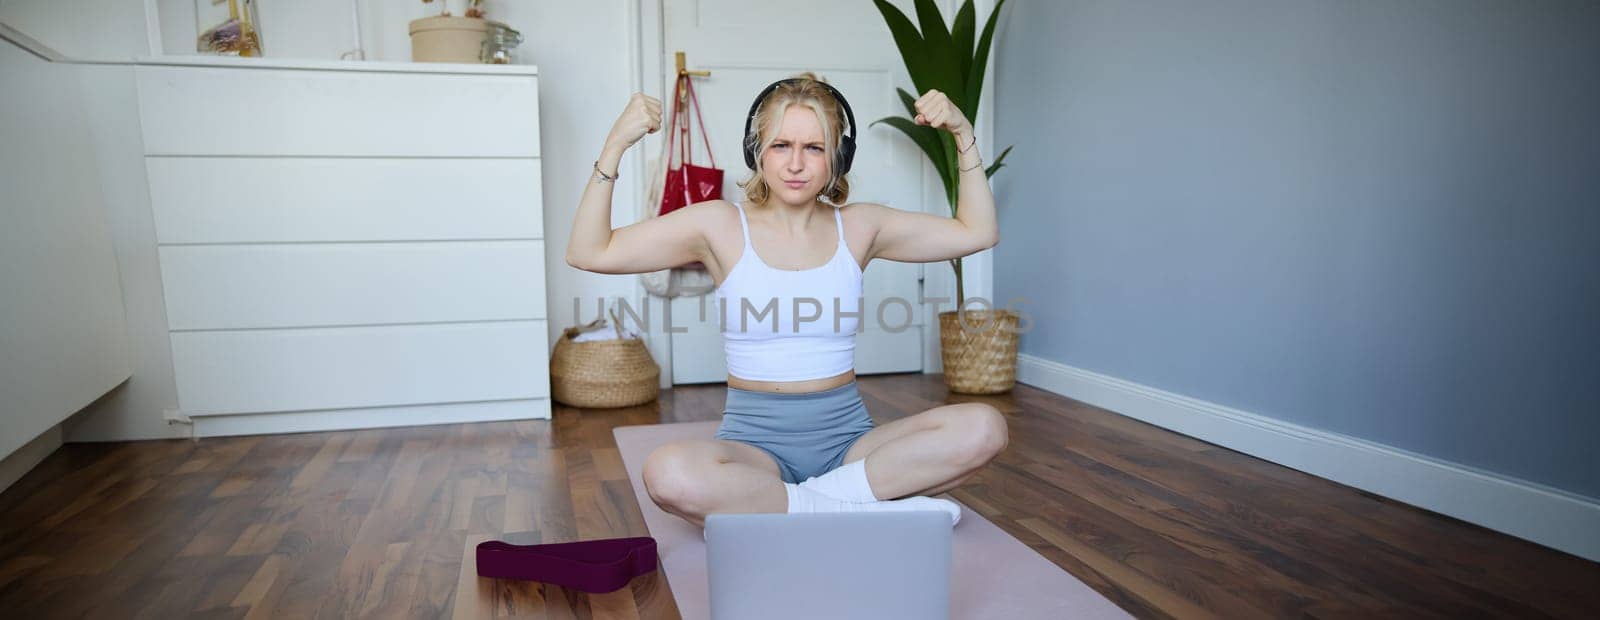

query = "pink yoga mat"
[614,421,1133,620]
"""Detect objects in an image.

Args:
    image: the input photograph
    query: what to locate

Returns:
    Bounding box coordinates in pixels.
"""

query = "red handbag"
[659,73,723,218]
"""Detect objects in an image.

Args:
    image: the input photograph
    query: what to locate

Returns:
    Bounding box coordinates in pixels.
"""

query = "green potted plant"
[871,0,1018,394]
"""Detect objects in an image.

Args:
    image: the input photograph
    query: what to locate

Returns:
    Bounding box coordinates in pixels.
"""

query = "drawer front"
[135,65,540,157]
[170,321,550,415]
[160,241,547,330]
[147,157,543,243]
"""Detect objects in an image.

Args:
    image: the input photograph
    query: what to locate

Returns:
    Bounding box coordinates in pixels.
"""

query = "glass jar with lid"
[481,21,523,64]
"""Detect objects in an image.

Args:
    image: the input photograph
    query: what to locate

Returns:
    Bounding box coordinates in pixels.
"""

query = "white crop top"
[715,202,864,382]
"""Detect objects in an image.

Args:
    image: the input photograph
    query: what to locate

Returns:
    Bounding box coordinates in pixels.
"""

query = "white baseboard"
[1016,354,1600,563]
[190,398,552,438]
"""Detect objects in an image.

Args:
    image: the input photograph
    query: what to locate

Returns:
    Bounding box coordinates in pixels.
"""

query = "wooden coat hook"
[674,51,710,102]
[675,51,711,78]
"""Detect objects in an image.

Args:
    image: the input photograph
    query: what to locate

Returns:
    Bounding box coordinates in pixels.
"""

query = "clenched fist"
[912,89,973,139]
[606,93,663,152]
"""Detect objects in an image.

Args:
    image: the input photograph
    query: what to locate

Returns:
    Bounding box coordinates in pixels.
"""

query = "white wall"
[0,0,152,60]
[0,35,135,465]
[158,0,369,60]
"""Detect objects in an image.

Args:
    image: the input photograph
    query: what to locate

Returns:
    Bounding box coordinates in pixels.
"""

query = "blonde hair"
[738,72,853,207]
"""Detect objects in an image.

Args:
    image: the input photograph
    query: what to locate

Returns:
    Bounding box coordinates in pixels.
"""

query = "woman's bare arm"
[862,197,997,264]
[567,92,714,275]
[568,187,719,275]
[867,89,998,263]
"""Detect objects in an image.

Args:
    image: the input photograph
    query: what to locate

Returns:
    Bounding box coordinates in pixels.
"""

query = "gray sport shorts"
[715,380,876,484]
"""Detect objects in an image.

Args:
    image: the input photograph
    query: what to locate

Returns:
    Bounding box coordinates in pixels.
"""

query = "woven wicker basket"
[550,308,660,409]
[938,308,1020,394]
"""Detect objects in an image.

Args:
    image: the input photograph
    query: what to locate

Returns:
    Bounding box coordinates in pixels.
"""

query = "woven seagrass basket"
[550,308,660,408]
[938,308,1020,394]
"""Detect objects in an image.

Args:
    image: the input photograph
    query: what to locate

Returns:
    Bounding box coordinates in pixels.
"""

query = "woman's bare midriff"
[727,369,855,394]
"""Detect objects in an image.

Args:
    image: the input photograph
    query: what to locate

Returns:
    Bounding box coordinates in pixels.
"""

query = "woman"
[566,73,1007,531]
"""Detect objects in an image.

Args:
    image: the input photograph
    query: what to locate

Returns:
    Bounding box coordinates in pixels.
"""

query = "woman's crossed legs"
[643,439,787,528]
[642,402,1007,528]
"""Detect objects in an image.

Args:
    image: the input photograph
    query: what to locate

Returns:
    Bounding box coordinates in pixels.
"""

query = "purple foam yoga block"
[475,537,659,593]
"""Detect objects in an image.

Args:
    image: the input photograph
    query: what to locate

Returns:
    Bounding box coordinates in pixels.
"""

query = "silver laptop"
[705,511,951,620]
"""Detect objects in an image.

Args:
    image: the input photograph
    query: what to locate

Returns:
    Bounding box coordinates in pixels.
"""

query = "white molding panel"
[147,157,544,243]
[1017,353,1600,563]
[171,321,550,416]
[160,241,547,330]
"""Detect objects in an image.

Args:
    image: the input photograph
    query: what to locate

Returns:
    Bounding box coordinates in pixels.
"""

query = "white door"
[657,0,936,384]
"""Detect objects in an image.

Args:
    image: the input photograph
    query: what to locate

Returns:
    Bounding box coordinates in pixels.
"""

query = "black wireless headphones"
[742,78,857,176]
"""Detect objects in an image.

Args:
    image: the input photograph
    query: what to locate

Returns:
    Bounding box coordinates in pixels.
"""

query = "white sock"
[785,482,960,527]
[798,458,878,503]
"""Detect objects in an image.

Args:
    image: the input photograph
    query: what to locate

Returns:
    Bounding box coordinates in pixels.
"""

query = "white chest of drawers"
[134,56,550,436]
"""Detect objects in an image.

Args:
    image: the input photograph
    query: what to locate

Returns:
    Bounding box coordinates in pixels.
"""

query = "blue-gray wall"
[992,0,1599,499]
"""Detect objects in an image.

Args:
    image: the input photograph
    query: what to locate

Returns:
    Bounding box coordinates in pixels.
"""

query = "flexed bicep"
[865,203,995,264]
[572,199,721,275]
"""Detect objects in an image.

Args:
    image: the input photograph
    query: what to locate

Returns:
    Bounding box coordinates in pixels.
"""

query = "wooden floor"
[0,373,1595,619]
